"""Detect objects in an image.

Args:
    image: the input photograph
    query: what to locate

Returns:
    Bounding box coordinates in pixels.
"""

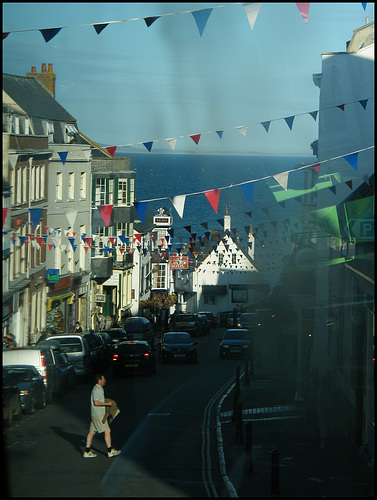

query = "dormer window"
[66,123,78,143]
[42,120,54,142]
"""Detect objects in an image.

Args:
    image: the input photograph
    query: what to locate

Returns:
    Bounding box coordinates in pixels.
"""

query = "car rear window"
[51,337,83,353]
[117,344,148,354]
[176,315,196,322]
[224,331,249,340]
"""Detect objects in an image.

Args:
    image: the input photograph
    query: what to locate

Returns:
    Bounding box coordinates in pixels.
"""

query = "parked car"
[174,314,204,337]
[54,351,76,391]
[199,311,217,329]
[159,332,198,364]
[103,328,128,347]
[219,329,251,359]
[41,334,92,379]
[98,332,115,364]
[237,313,258,331]
[112,340,157,376]
[3,368,22,426]
[3,365,46,414]
[84,332,106,371]
[123,317,155,348]
[3,346,61,402]
[197,314,211,335]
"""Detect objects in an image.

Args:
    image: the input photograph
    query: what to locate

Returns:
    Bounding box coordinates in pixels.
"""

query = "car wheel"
[36,390,46,409]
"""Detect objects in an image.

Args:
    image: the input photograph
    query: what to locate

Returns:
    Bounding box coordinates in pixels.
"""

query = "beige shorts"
[89,416,110,434]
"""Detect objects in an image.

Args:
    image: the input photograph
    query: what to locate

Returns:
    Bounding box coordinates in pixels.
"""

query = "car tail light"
[143,353,150,358]
[113,354,119,361]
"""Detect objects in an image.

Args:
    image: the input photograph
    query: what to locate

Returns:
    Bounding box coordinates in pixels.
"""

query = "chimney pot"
[48,63,53,73]
[31,66,36,73]
[41,63,46,73]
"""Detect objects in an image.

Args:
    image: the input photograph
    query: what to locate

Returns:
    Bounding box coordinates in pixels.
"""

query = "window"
[232,253,237,264]
[109,179,114,205]
[80,172,86,199]
[22,165,28,203]
[218,253,224,265]
[204,295,215,305]
[30,165,36,201]
[40,164,45,199]
[56,172,62,201]
[118,179,128,205]
[43,120,54,142]
[80,225,86,270]
[16,168,22,204]
[95,179,106,205]
[20,225,26,274]
[35,165,40,200]
[54,228,61,271]
[68,172,75,200]
[152,263,167,289]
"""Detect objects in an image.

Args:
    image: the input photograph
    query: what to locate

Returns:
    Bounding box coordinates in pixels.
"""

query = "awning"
[103,274,120,287]
[47,291,75,311]
[202,285,227,296]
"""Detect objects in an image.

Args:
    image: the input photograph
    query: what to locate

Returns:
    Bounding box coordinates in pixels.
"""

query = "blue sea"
[119,152,313,286]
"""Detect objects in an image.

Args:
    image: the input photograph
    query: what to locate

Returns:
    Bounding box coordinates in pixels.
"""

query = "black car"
[54,352,76,391]
[199,311,217,329]
[4,365,46,415]
[159,332,198,364]
[123,317,155,348]
[219,329,251,359]
[84,332,106,370]
[197,314,211,335]
[103,328,128,347]
[112,341,156,376]
[3,368,22,425]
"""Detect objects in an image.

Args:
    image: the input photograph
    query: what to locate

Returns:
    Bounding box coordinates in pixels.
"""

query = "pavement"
[217,363,374,498]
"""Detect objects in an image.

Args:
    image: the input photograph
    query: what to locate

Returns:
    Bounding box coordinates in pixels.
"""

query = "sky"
[2,2,374,155]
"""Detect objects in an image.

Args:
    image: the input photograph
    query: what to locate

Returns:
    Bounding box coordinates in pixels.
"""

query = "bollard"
[244,421,253,474]
[234,400,243,443]
[244,358,250,385]
[270,449,280,497]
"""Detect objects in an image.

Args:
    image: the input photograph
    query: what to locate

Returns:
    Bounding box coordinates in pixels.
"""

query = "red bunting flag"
[190,134,201,145]
[204,189,220,213]
[97,205,113,227]
[105,146,117,157]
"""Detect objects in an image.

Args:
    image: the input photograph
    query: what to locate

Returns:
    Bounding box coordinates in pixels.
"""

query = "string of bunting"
[3,3,368,41]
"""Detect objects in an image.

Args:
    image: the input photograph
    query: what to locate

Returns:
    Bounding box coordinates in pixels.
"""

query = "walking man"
[83,374,121,458]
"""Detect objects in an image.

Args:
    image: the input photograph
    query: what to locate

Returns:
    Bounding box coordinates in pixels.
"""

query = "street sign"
[169,256,189,269]
[347,218,374,241]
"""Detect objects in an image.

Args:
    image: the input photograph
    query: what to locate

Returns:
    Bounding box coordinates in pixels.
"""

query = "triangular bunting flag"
[3,208,9,228]
[359,99,368,110]
[216,131,223,139]
[345,180,353,190]
[3,32,9,40]
[296,3,310,23]
[184,226,192,233]
[201,222,208,229]
[143,141,153,152]
[237,125,248,136]
[190,134,201,145]
[243,3,262,30]
[309,110,318,121]
[9,155,18,169]
[66,210,77,227]
[29,208,44,230]
[329,185,336,194]
[134,201,148,222]
[40,27,61,42]
[58,151,68,165]
[240,182,254,204]
[93,23,109,34]
[166,138,177,151]
[170,195,186,218]
[216,219,224,227]
[313,163,320,173]
[84,237,92,248]
[344,152,358,171]
[97,204,113,227]
[191,8,213,36]
[273,171,289,190]
[105,146,117,157]
[144,16,160,27]
[284,116,295,130]
[337,104,345,111]
[204,189,220,213]
[261,121,271,133]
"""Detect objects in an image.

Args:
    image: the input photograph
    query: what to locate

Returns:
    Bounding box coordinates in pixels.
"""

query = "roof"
[3,73,76,123]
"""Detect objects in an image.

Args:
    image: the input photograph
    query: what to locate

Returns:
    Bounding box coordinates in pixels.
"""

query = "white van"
[3,347,61,403]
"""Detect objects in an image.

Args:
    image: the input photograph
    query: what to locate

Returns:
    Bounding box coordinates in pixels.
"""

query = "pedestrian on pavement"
[74,321,83,333]
[316,371,335,449]
[83,374,121,458]
[96,312,105,332]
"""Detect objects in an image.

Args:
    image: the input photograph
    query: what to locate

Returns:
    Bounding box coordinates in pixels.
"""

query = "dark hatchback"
[3,368,22,425]
[3,365,46,415]
[112,341,156,376]
[219,329,251,359]
[123,317,155,348]
[159,332,198,364]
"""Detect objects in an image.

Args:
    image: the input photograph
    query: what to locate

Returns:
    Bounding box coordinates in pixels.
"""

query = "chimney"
[26,63,56,98]
[224,205,231,232]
